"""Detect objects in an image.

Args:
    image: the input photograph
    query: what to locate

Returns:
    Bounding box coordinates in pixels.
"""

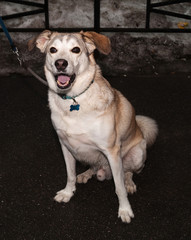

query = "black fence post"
[44,0,49,29]
[94,0,100,32]
[146,0,151,29]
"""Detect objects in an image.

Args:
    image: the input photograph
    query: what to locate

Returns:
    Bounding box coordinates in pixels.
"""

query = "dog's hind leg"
[77,168,96,184]
[123,139,146,194]
[77,152,112,183]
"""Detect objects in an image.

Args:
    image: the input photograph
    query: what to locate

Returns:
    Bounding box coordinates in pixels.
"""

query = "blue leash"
[0,16,48,86]
[0,16,17,52]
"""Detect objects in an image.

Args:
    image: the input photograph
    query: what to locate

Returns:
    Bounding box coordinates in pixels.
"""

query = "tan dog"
[30,30,158,223]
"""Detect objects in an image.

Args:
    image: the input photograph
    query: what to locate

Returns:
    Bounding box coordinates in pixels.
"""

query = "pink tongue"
[57,75,70,84]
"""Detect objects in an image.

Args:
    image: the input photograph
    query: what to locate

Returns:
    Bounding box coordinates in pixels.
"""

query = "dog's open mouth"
[55,74,76,89]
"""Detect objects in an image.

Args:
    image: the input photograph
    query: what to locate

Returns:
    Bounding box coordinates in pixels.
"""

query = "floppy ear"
[28,30,52,53]
[81,31,111,55]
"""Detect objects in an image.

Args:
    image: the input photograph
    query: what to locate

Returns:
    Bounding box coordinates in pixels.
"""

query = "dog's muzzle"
[55,73,76,89]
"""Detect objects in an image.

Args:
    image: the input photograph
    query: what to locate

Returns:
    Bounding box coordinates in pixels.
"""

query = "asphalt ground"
[1,73,191,240]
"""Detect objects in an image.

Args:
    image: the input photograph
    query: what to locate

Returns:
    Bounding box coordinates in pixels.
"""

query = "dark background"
[1,73,190,240]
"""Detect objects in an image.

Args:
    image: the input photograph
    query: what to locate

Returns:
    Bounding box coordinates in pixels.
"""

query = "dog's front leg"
[105,146,134,223]
[54,144,76,203]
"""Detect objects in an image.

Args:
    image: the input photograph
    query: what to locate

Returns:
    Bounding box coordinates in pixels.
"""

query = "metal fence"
[0,0,191,33]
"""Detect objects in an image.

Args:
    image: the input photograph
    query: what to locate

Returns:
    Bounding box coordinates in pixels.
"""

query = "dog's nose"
[55,59,68,71]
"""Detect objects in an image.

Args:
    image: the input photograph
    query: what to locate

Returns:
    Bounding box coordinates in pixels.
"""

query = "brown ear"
[36,30,53,53]
[28,30,52,53]
[28,36,37,51]
[81,31,111,55]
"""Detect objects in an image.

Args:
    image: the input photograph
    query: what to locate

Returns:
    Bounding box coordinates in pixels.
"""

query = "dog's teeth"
[57,80,69,87]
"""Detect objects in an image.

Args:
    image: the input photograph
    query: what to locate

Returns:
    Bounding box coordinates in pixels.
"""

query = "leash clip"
[12,47,23,66]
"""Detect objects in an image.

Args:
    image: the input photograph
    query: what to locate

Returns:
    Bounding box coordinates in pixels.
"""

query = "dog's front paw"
[118,207,134,223]
[54,189,74,203]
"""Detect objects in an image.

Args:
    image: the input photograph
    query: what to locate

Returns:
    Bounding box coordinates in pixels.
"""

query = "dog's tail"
[136,115,158,147]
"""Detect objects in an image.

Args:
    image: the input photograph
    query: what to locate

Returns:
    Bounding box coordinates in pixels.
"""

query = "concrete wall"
[0,0,191,76]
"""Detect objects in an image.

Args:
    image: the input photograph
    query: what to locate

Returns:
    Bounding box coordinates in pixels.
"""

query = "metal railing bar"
[2,0,45,8]
[151,8,191,20]
[150,0,191,8]
[0,0,190,34]
[1,27,191,33]
[1,9,45,20]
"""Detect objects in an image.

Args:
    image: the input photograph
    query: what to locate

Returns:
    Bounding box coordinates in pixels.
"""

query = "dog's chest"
[51,105,111,155]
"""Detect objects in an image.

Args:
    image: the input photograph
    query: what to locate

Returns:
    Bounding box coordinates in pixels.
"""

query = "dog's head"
[28,31,111,94]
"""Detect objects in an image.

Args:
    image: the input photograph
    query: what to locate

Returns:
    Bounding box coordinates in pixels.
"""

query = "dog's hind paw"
[77,169,94,184]
[124,172,137,194]
[118,207,134,223]
[125,181,137,194]
[54,189,74,203]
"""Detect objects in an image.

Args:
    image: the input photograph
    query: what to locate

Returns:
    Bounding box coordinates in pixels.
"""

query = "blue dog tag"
[70,103,80,111]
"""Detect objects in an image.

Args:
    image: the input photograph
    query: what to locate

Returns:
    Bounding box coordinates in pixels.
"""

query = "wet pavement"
[1,73,191,240]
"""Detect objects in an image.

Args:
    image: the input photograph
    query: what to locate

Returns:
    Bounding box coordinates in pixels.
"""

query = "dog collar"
[58,79,94,111]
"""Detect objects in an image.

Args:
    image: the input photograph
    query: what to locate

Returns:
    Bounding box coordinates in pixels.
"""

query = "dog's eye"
[71,47,80,54]
[50,47,57,53]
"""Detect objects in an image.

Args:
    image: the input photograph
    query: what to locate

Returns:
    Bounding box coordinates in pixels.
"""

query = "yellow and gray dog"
[29,31,158,223]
